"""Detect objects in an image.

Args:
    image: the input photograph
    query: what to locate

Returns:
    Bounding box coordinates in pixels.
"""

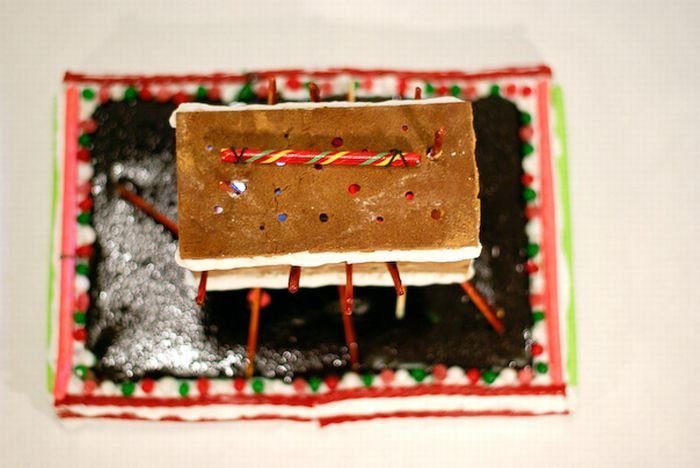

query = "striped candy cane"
[220,147,421,167]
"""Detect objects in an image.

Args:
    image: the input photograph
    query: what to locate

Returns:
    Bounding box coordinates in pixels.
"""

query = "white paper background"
[1,1,699,466]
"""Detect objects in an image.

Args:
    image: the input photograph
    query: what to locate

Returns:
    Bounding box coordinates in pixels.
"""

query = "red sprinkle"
[379,369,395,385]
[525,261,539,274]
[139,87,153,100]
[324,375,340,391]
[504,84,517,96]
[75,244,94,258]
[98,87,111,102]
[78,197,93,212]
[208,87,222,101]
[233,377,246,392]
[529,293,544,307]
[173,91,189,105]
[293,378,307,393]
[286,77,301,91]
[348,183,361,195]
[156,88,171,102]
[398,78,408,97]
[521,173,534,186]
[196,377,210,395]
[432,364,448,382]
[321,82,333,96]
[73,328,86,341]
[141,378,155,394]
[531,343,544,356]
[518,367,533,385]
[519,125,534,141]
[255,84,268,100]
[465,85,477,98]
[77,148,91,162]
[521,86,532,97]
[83,379,97,395]
[80,119,98,134]
[525,206,540,219]
[74,293,90,310]
[437,85,449,96]
[466,368,481,384]
[362,77,373,91]
[405,191,414,200]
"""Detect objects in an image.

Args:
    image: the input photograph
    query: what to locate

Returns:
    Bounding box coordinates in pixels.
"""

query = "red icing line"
[55,87,79,401]
[56,384,566,408]
[63,65,551,86]
[318,409,569,426]
[536,79,563,385]
[57,410,312,424]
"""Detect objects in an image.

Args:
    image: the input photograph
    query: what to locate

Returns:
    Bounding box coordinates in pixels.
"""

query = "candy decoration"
[535,362,549,374]
[518,367,534,384]
[385,262,405,296]
[116,184,179,236]
[121,381,135,396]
[531,342,544,356]
[83,379,97,395]
[428,127,446,159]
[75,263,89,276]
[78,134,92,148]
[379,369,395,385]
[520,112,532,125]
[73,311,86,325]
[522,142,535,156]
[532,310,545,322]
[246,288,262,378]
[196,377,210,395]
[450,85,461,97]
[489,84,500,96]
[288,266,301,293]
[77,212,91,225]
[460,282,506,334]
[293,378,307,393]
[414,86,422,99]
[252,379,265,394]
[72,328,86,341]
[348,183,361,194]
[410,368,427,382]
[308,82,320,102]
[195,86,208,100]
[233,377,246,392]
[523,187,537,202]
[74,364,88,380]
[195,271,208,305]
[220,147,421,167]
[432,363,448,382]
[482,370,499,384]
[309,376,322,392]
[361,374,374,387]
[324,375,340,391]
[178,381,190,397]
[124,86,138,101]
[141,378,155,394]
[267,77,277,105]
[466,368,481,384]
[81,88,95,100]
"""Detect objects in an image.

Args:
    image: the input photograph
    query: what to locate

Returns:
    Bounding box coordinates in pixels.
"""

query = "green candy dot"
[81,88,95,100]
[354,80,360,89]
[523,187,537,202]
[77,212,91,225]
[489,84,500,96]
[73,311,86,324]
[74,364,88,380]
[410,368,427,383]
[78,134,92,147]
[196,86,208,100]
[450,85,461,97]
[361,374,374,387]
[309,376,322,392]
[522,142,535,156]
[532,311,545,323]
[235,82,255,103]
[76,263,90,276]
[482,370,499,384]
[424,82,435,94]
[124,86,138,101]
[252,379,265,394]
[178,381,190,397]
[535,362,549,374]
[520,112,532,124]
[121,381,136,396]
[526,243,540,258]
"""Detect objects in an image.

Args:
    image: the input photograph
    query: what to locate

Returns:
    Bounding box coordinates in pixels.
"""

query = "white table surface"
[1,1,698,466]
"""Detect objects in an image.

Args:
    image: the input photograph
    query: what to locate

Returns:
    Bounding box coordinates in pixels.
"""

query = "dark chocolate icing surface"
[86,95,532,382]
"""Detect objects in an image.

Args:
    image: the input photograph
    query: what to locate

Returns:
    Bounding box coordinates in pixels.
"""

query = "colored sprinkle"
[521,173,535,186]
[141,379,155,393]
[361,374,374,387]
[450,85,461,97]
[535,362,549,374]
[319,213,329,222]
[74,364,88,380]
[482,370,499,384]
[353,80,360,89]
[196,86,208,100]
[178,381,190,397]
[233,377,246,392]
[466,368,481,383]
[410,368,427,382]
[520,112,532,124]
[424,82,435,94]
[81,88,95,100]
[348,183,361,194]
[277,213,288,222]
[286,77,301,91]
[73,311,86,324]
[523,187,537,202]
[75,263,89,276]
[532,310,545,322]
[324,375,340,390]
[121,381,136,396]
[73,328,86,341]
[124,86,138,101]
[331,137,343,148]
[78,134,92,148]
[526,243,540,258]
[77,212,92,225]
[196,377,210,395]
[236,82,255,102]
[522,142,535,156]
[489,84,500,96]
[274,187,282,196]
[252,379,265,394]
[309,376,322,392]
[405,191,414,200]
[531,342,544,356]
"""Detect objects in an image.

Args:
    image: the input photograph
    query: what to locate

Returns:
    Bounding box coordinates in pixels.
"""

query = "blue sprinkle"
[277,213,288,222]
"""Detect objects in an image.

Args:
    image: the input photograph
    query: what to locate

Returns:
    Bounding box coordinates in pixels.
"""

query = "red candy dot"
[465,85,477,98]
[525,261,539,274]
[233,377,246,392]
[375,216,384,223]
[156,88,171,102]
[432,364,448,382]
[247,289,271,308]
[83,379,97,395]
[74,292,90,310]
[398,78,408,97]
[77,148,91,163]
[138,88,153,101]
[379,369,395,385]
[466,368,481,384]
[504,84,517,96]
[521,173,534,186]
[529,293,544,307]
[141,378,155,394]
[401,125,409,132]
[525,206,540,219]
[324,375,340,391]
[348,183,361,195]
[431,209,443,220]
[518,368,533,385]
[286,77,301,91]
[98,87,111,102]
[293,378,307,393]
[519,125,534,141]
[321,82,333,96]
[521,86,532,97]
[77,182,91,198]
[255,84,268,100]
[78,197,93,212]
[196,377,210,395]
[75,244,94,258]
[362,77,373,91]
[173,91,189,105]
[80,119,98,134]
[73,328,86,341]
[331,137,344,148]
[531,343,544,356]
[208,87,222,101]
[405,191,414,200]
[437,85,449,96]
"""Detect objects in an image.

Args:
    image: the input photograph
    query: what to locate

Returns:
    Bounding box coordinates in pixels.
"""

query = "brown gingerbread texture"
[174,98,480,270]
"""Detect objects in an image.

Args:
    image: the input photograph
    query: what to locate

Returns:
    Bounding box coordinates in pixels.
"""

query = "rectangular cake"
[49,65,578,424]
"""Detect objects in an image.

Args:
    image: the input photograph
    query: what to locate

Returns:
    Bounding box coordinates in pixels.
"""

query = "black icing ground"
[86,95,532,382]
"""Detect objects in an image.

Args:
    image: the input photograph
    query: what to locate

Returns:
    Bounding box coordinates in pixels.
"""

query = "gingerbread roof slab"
[173,97,480,271]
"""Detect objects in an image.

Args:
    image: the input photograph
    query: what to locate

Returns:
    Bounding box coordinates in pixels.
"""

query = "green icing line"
[306,151,331,165]
[47,96,59,393]
[552,85,578,386]
[359,152,388,166]
[244,149,274,163]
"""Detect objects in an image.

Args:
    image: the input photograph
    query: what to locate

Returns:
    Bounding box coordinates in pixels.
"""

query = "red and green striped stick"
[220,147,421,167]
